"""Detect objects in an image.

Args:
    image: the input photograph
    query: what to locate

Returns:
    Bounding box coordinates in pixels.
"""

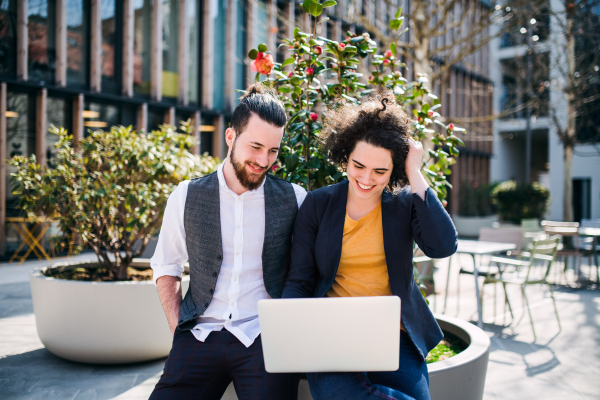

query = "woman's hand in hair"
[405,138,428,200]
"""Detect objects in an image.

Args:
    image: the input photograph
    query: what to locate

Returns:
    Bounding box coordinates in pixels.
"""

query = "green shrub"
[9,122,218,280]
[491,181,550,224]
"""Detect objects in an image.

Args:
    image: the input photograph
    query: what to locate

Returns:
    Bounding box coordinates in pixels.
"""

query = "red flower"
[306,67,314,75]
[256,52,264,60]
[315,46,323,55]
[287,71,294,78]
[384,50,393,58]
[337,43,346,52]
[383,58,391,66]
[272,165,279,172]
[428,111,434,117]
[442,200,448,207]
[251,53,274,75]
[346,36,351,41]
[309,112,318,122]
[448,123,454,131]
[418,116,423,123]
[331,63,338,69]
[368,76,374,83]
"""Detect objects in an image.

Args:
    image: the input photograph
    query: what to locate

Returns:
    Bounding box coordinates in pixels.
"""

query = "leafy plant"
[247,1,465,203]
[491,180,550,224]
[9,122,218,280]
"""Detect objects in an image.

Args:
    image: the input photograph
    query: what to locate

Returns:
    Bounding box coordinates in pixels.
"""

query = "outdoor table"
[6,217,54,264]
[445,240,517,328]
[579,227,600,286]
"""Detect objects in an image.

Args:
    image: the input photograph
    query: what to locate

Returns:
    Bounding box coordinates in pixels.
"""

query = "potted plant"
[452,180,498,237]
[491,180,550,224]
[9,122,217,364]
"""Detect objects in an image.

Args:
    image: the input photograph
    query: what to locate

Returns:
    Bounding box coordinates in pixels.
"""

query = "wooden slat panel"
[17,0,27,80]
[90,0,102,91]
[137,103,148,132]
[122,0,135,97]
[191,111,201,155]
[55,0,67,86]
[178,0,189,105]
[36,89,48,169]
[151,0,163,101]
[202,0,215,108]
[284,1,295,63]
[213,114,226,159]
[72,93,84,148]
[165,107,176,126]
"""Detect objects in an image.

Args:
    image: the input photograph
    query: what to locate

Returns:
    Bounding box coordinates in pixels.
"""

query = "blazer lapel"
[327,180,349,281]
[381,190,406,293]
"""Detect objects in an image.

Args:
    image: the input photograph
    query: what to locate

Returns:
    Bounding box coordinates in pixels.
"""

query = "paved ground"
[0,252,599,399]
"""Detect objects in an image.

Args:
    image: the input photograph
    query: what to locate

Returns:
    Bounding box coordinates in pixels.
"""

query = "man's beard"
[230,139,270,191]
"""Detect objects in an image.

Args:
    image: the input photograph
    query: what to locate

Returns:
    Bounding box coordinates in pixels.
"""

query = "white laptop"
[257,296,401,373]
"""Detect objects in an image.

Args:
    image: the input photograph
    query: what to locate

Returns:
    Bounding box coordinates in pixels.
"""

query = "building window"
[500,53,549,119]
[162,0,178,99]
[46,96,70,168]
[5,92,35,216]
[83,100,120,134]
[187,0,200,105]
[66,0,89,88]
[213,0,226,109]
[28,0,56,84]
[0,0,18,77]
[133,0,152,96]
[200,114,214,155]
[147,107,164,133]
[101,0,121,93]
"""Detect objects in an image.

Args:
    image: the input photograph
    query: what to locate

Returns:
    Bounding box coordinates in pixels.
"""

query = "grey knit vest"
[177,171,299,329]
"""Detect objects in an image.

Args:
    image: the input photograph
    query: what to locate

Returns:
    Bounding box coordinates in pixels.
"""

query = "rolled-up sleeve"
[151,181,190,286]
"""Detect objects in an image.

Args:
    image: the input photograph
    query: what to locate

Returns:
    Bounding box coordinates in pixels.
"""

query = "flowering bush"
[247,1,464,202]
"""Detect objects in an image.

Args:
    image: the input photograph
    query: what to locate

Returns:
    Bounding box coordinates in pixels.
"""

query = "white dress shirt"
[151,162,307,347]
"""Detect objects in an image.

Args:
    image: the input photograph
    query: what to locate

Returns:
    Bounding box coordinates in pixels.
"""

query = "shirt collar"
[217,160,266,196]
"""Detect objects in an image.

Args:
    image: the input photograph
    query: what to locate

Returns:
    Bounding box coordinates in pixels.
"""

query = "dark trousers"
[150,328,300,400]
[307,331,430,400]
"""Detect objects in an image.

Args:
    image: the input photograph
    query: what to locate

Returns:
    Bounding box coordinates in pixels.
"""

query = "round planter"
[30,262,189,364]
[451,214,498,238]
[428,314,490,400]
[220,314,490,400]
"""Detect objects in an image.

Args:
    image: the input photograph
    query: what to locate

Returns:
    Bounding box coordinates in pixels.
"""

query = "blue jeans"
[307,331,430,400]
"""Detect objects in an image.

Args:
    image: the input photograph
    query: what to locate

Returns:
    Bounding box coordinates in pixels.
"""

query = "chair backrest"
[521,218,540,232]
[581,219,600,229]
[479,226,524,254]
[541,220,579,228]
[524,235,560,281]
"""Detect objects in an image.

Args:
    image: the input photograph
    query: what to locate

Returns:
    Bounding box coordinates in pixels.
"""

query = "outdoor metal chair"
[445,226,524,319]
[482,235,561,340]
[541,220,582,285]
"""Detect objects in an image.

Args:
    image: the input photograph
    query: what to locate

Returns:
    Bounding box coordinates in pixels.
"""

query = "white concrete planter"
[30,262,189,364]
[221,314,491,400]
[451,214,498,238]
[428,314,491,400]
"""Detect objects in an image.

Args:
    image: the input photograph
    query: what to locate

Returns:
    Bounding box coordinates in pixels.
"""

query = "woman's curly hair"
[323,91,414,192]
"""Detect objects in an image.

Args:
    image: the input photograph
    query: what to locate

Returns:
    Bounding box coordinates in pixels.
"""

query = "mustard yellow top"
[327,203,393,298]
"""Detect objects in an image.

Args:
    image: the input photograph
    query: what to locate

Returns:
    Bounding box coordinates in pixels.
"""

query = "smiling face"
[227,113,284,191]
[346,141,394,201]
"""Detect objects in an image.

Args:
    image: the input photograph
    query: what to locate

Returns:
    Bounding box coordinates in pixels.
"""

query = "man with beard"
[149,84,306,400]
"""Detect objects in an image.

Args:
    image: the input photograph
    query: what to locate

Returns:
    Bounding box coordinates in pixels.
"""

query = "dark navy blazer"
[281,180,458,360]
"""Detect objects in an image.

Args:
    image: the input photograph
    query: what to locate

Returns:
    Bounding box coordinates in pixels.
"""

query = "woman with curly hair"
[281,93,457,400]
